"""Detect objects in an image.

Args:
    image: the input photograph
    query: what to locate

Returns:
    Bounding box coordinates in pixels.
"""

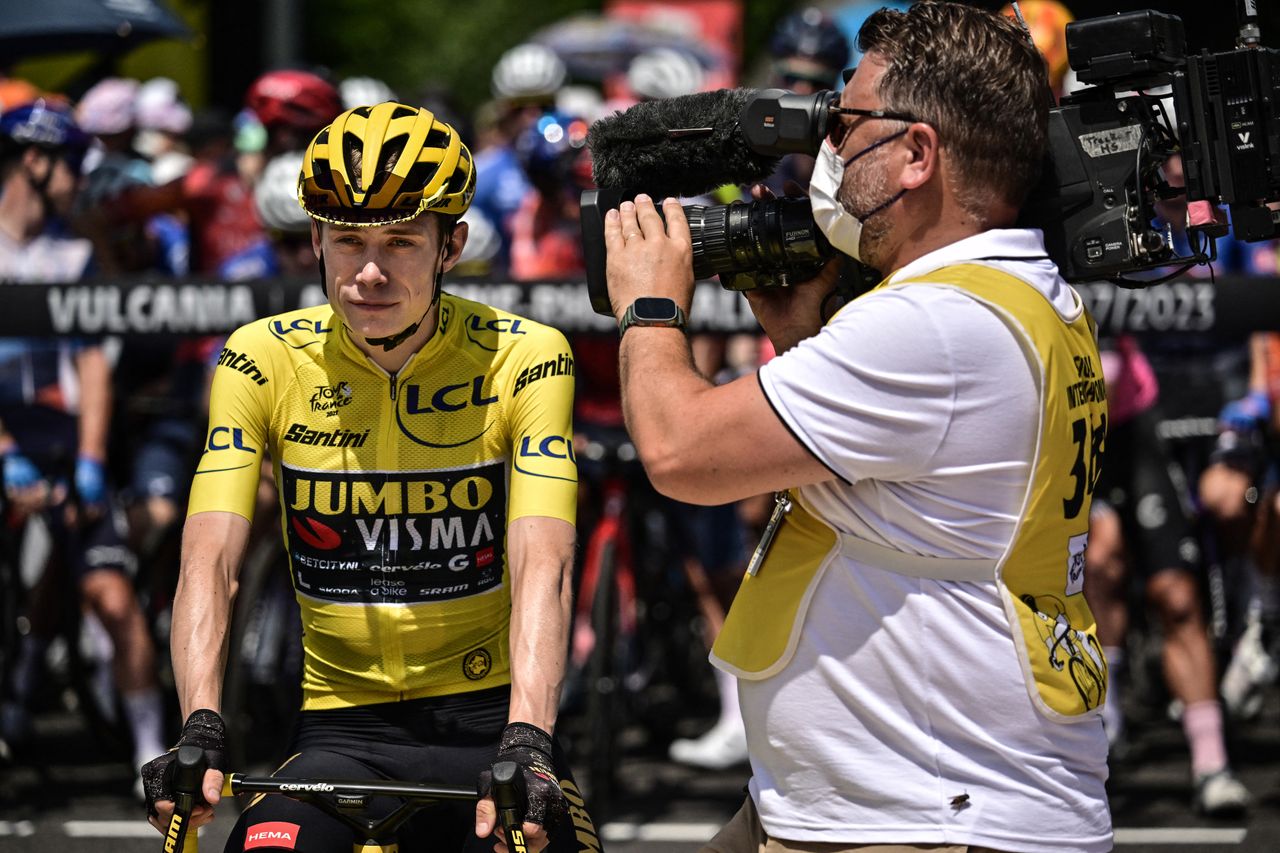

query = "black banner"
[3,275,1280,336]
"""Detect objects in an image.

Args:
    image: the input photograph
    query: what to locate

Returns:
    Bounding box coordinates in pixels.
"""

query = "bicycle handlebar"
[165,747,528,852]
[162,745,204,853]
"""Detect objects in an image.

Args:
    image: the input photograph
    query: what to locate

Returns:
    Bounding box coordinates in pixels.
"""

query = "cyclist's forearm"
[74,347,111,460]
[506,516,575,733]
[1249,332,1271,394]
[172,512,250,718]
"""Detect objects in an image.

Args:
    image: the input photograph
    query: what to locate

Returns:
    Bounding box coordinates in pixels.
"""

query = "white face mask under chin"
[809,140,866,261]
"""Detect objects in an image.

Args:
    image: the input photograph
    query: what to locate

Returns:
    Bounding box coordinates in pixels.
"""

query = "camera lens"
[685,198,831,286]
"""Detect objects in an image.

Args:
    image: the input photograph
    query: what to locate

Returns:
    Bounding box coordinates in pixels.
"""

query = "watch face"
[633,297,679,323]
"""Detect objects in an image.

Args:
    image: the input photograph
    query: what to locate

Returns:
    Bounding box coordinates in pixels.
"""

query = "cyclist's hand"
[476,722,566,852]
[74,454,107,515]
[1219,390,1271,433]
[142,709,228,831]
[475,797,550,853]
[147,768,223,834]
[2,450,50,516]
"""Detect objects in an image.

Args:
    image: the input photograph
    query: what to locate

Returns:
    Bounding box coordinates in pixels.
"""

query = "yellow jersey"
[188,294,577,710]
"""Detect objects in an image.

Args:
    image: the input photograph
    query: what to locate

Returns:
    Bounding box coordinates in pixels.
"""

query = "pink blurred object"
[135,77,191,134]
[1188,199,1228,233]
[76,77,139,135]
[1099,335,1158,426]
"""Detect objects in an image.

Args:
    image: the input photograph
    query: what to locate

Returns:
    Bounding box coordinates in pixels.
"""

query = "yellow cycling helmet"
[298,101,475,227]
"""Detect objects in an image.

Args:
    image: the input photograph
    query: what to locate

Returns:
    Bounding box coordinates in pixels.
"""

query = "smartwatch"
[618,297,688,337]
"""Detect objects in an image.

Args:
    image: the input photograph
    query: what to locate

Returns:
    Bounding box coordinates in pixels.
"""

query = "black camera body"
[1022,9,1280,281]
[582,7,1280,313]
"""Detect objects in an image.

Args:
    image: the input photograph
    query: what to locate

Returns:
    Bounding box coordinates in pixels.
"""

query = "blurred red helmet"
[245,70,341,135]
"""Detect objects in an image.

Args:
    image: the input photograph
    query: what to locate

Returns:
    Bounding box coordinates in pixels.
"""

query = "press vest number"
[1063,413,1106,520]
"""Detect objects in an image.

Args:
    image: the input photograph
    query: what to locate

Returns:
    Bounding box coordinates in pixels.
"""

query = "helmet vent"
[425,127,450,150]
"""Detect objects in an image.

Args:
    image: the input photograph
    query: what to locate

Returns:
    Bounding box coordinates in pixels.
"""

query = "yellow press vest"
[712,263,1109,721]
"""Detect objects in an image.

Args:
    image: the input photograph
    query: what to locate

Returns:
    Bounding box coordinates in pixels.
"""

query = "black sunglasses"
[825,104,920,147]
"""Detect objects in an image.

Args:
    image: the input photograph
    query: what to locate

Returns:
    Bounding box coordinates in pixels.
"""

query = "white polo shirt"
[746,229,1112,852]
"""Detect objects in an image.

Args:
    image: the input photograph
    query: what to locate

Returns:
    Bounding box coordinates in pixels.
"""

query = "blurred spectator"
[136,78,195,278]
[509,111,590,281]
[763,8,850,195]
[770,6,851,93]
[0,101,164,795]
[472,43,567,270]
[108,70,340,274]
[1084,336,1251,816]
[1203,331,1280,721]
[75,77,176,276]
[220,150,317,281]
[134,78,195,183]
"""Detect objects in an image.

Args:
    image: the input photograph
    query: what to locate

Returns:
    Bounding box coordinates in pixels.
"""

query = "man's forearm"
[75,347,111,460]
[172,513,249,718]
[619,328,714,485]
[506,518,575,732]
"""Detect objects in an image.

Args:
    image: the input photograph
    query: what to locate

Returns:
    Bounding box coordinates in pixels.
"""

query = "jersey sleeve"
[506,327,577,524]
[186,325,273,521]
[757,287,961,484]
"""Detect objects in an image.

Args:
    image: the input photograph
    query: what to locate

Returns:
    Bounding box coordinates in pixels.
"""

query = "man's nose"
[353,259,387,287]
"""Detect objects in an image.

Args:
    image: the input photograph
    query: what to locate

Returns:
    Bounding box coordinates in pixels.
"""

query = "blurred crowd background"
[4,0,1280,831]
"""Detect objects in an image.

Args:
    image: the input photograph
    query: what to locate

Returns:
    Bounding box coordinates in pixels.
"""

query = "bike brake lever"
[165,744,206,853]
[491,760,528,853]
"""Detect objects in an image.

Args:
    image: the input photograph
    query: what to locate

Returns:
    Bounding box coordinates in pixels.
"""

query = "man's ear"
[441,220,469,273]
[311,219,323,258]
[899,123,940,191]
[21,147,51,182]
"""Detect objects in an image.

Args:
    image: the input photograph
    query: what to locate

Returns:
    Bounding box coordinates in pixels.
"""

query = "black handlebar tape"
[164,745,207,853]
[491,761,528,853]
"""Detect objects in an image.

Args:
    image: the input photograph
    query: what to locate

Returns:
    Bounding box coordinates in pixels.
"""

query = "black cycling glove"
[140,709,227,817]
[477,722,567,829]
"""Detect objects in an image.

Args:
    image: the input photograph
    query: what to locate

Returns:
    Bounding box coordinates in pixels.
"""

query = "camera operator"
[602,4,1110,851]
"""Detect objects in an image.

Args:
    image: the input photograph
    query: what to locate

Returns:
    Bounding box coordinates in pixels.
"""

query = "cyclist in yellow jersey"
[600,5,1111,852]
[142,102,597,853]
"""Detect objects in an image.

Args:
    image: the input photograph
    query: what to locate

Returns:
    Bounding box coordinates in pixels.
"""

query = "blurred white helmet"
[457,208,501,267]
[339,76,398,110]
[255,151,312,235]
[492,43,566,101]
[135,77,192,134]
[627,48,705,101]
[556,85,605,123]
[77,77,140,136]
